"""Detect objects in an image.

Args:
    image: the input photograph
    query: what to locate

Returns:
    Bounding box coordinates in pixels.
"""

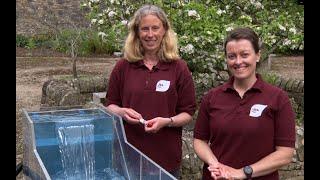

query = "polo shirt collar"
[222,73,264,92]
[132,60,171,70]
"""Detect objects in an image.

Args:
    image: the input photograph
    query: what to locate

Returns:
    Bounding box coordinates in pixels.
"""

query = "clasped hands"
[208,162,243,180]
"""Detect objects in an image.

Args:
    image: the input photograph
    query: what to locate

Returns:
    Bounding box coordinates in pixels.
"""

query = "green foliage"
[26,38,37,49]
[50,28,120,56]
[80,30,118,55]
[80,31,103,55]
[296,111,304,126]
[51,29,79,53]
[260,72,280,85]
[16,34,53,49]
[81,0,303,88]
[16,34,29,47]
[32,34,54,49]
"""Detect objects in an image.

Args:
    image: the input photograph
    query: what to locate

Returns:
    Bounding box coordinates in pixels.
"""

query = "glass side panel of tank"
[23,107,177,180]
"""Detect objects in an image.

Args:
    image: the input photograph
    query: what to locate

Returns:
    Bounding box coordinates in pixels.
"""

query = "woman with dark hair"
[193,27,296,180]
[105,4,196,178]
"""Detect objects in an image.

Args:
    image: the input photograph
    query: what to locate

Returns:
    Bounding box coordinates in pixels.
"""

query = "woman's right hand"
[208,162,222,179]
[106,104,142,124]
[121,107,143,124]
[208,162,237,180]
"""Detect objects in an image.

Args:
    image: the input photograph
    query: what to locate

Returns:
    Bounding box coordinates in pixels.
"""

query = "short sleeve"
[175,60,196,116]
[274,91,296,147]
[193,92,211,141]
[105,60,124,107]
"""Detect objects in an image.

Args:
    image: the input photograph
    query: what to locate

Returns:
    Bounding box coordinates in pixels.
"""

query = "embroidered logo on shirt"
[249,104,267,117]
[156,80,170,92]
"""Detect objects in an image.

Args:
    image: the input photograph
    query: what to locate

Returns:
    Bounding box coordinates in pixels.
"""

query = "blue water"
[29,109,117,179]
[57,124,95,179]
[51,168,125,180]
[36,140,113,177]
[30,109,113,140]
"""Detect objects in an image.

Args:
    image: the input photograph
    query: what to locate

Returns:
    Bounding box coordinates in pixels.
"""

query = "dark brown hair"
[224,27,260,55]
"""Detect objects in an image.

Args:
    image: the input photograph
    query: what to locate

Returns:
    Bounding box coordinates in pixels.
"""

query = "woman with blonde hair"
[123,5,179,62]
[105,4,196,178]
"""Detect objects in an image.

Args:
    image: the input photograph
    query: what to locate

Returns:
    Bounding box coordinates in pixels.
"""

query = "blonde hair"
[124,4,180,62]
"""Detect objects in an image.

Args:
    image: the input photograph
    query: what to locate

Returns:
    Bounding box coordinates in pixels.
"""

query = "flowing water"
[55,123,125,180]
[57,124,95,180]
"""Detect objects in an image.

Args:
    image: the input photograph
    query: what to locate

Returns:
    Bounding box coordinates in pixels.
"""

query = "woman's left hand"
[144,117,168,133]
[210,163,243,180]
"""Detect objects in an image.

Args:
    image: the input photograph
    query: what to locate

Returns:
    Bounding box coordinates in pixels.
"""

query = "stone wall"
[41,75,304,180]
[41,77,107,107]
[268,55,304,81]
[16,0,88,36]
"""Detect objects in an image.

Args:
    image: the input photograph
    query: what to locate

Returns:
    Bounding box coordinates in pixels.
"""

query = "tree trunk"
[71,40,78,79]
[72,57,77,79]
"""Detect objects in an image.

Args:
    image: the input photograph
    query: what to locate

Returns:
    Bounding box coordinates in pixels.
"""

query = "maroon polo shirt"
[106,58,196,171]
[194,74,296,180]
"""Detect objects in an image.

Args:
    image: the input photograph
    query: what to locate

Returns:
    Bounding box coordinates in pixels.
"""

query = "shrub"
[260,71,280,85]
[81,0,304,87]
[16,34,29,47]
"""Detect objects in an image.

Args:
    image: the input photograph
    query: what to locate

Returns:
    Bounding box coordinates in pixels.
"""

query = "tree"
[25,0,88,79]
